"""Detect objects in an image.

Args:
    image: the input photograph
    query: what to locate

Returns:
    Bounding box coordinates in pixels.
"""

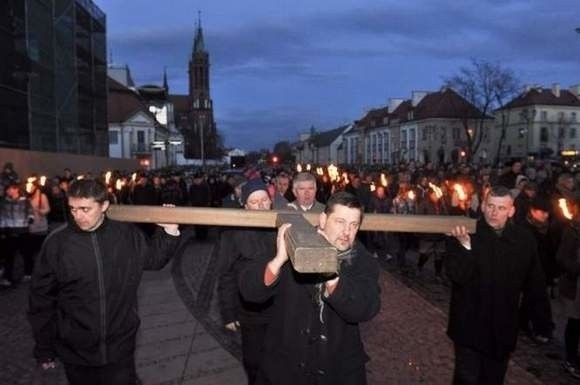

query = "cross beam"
[107,205,476,233]
[107,205,476,273]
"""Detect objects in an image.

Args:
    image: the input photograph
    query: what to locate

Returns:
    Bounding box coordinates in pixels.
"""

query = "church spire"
[163,66,169,92]
[193,11,206,54]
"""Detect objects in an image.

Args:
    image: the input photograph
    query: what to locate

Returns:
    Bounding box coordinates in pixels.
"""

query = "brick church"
[169,18,221,160]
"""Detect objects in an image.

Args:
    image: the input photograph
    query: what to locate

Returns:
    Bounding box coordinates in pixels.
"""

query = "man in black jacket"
[28,179,180,385]
[239,192,380,385]
[447,185,551,385]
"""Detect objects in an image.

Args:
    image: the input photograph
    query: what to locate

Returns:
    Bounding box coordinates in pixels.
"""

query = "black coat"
[239,242,380,385]
[28,218,180,366]
[556,223,580,300]
[217,228,276,325]
[445,219,552,358]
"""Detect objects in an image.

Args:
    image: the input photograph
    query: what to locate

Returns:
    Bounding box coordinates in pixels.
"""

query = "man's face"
[68,197,109,231]
[481,195,515,230]
[319,204,362,251]
[275,177,289,195]
[562,177,575,191]
[244,190,271,211]
[6,186,20,200]
[293,180,316,207]
[512,162,522,174]
[530,208,549,223]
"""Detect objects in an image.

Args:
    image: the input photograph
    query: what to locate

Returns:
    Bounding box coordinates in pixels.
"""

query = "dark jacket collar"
[476,217,517,244]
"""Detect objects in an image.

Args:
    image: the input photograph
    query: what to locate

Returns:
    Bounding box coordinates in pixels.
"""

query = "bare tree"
[444,59,520,164]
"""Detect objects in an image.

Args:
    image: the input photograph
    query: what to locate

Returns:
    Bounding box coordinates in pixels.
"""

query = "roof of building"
[355,106,390,128]
[168,94,190,114]
[389,88,487,122]
[107,77,156,124]
[501,87,580,109]
[310,125,350,147]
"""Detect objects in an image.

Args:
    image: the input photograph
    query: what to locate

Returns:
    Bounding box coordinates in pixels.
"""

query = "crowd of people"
[1,157,580,384]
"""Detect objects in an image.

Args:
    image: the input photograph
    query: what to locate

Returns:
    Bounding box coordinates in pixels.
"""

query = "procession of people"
[1,157,580,384]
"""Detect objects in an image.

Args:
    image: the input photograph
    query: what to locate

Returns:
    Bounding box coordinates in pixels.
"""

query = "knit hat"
[241,178,268,204]
[530,197,550,212]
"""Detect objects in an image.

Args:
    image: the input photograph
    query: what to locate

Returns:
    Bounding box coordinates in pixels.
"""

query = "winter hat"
[241,178,268,204]
[530,197,551,212]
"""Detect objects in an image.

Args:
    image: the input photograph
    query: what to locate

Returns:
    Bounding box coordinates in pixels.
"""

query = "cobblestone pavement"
[368,248,576,385]
[1,230,578,385]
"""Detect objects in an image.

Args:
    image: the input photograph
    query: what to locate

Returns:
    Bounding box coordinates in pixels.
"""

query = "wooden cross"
[107,205,476,273]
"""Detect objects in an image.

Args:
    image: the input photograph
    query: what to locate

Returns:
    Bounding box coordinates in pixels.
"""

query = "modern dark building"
[0,0,108,156]
[170,18,221,160]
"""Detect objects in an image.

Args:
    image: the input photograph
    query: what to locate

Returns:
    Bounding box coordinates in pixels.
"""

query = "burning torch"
[559,198,574,220]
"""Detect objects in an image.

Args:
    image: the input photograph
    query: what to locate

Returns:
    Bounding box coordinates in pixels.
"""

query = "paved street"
[0,232,577,384]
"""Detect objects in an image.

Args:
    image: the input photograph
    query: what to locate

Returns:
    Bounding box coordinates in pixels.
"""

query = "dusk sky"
[94,0,580,151]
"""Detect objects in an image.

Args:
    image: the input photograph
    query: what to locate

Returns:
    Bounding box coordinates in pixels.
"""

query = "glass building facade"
[0,0,107,155]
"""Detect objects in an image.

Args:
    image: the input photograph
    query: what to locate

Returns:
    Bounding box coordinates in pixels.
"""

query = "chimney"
[411,91,428,107]
[570,84,580,98]
[388,98,404,112]
[552,83,561,98]
[524,84,531,93]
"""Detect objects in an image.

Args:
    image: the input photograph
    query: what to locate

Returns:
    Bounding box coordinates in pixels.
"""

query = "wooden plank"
[301,212,477,233]
[107,205,278,227]
[276,213,337,273]
[107,205,476,234]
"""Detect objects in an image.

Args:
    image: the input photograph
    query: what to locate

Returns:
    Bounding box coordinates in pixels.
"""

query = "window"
[452,127,460,140]
[571,127,577,139]
[422,127,427,140]
[541,111,547,121]
[371,134,377,163]
[137,131,145,144]
[572,112,577,122]
[384,133,390,162]
[377,133,383,163]
[109,131,118,144]
[540,127,549,142]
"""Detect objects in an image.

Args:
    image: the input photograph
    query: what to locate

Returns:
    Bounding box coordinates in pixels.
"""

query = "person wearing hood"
[217,178,276,384]
[28,179,180,385]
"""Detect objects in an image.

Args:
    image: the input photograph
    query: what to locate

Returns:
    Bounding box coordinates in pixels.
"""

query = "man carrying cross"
[28,179,181,385]
[239,191,381,385]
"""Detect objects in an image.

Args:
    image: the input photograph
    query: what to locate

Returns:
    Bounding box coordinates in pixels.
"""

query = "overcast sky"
[94,0,580,151]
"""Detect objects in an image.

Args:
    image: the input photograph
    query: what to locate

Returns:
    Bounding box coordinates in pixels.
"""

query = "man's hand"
[38,359,56,370]
[156,204,180,236]
[449,225,471,250]
[267,223,292,276]
[224,321,240,332]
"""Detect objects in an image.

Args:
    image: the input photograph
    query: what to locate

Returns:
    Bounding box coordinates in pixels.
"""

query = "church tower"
[184,14,219,160]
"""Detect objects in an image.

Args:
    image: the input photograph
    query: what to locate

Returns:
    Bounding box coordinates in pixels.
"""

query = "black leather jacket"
[28,217,180,366]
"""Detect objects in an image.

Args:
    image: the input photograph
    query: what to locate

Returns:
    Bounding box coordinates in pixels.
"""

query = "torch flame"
[131,173,137,182]
[429,182,443,199]
[115,179,124,191]
[407,190,416,200]
[316,167,324,176]
[296,164,303,173]
[380,173,388,187]
[328,164,339,182]
[559,198,574,220]
[76,175,84,180]
[342,172,349,185]
[370,182,376,192]
[105,171,112,185]
[453,183,467,201]
[306,164,311,171]
[39,176,47,186]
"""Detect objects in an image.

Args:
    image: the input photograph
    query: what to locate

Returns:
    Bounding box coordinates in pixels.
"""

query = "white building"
[496,84,580,159]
